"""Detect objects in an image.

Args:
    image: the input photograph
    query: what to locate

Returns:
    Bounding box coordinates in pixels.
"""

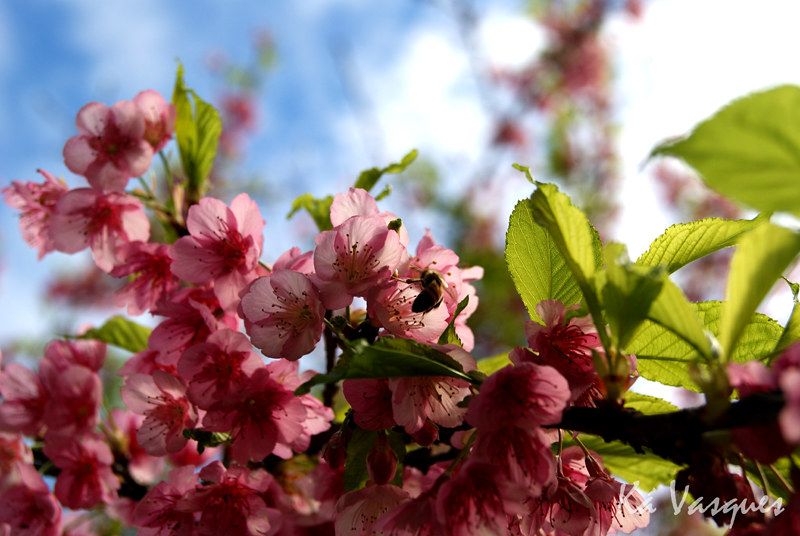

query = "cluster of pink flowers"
[0,86,655,535]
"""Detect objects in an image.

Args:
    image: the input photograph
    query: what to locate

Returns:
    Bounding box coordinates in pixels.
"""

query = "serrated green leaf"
[651,85,800,217]
[172,64,221,201]
[567,436,679,491]
[343,428,377,491]
[438,296,469,347]
[286,193,334,231]
[602,243,666,349]
[627,302,784,391]
[636,216,763,274]
[624,392,678,414]
[505,199,582,324]
[645,278,711,360]
[718,222,800,360]
[75,316,151,353]
[477,352,512,375]
[295,338,473,395]
[353,149,418,192]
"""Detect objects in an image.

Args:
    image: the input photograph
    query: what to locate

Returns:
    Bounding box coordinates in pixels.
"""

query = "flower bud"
[367,434,397,485]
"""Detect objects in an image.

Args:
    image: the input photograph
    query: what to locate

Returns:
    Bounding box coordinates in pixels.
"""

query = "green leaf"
[651,85,800,217]
[627,302,784,391]
[567,436,680,491]
[511,163,535,183]
[774,279,800,359]
[437,296,469,347]
[718,222,800,360]
[286,193,334,231]
[353,149,418,192]
[476,352,512,375]
[505,199,582,324]
[75,316,151,353]
[343,427,377,491]
[624,392,678,414]
[636,216,764,274]
[295,338,473,395]
[602,244,666,349]
[172,64,222,201]
[645,278,711,360]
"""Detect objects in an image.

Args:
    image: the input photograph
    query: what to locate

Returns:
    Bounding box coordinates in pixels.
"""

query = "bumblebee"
[409,269,449,314]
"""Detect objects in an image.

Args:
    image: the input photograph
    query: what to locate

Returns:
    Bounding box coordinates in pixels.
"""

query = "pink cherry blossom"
[313,214,404,309]
[201,367,307,463]
[525,474,598,536]
[63,100,153,191]
[169,193,265,312]
[330,187,410,246]
[0,463,62,536]
[40,362,102,439]
[466,362,570,432]
[49,188,150,272]
[335,483,409,536]
[177,461,282,536]
[133,90,176,152]
[111,241,180,315]
[523,299,603,401]
[366,433,398,485]
[120,370,198,456]
[107,409,164,486]
[583,455,650,534]
[435,460,526,536]
[177,328,263,409]
[148,287,239,367]
[43,434,119,510]
[779,368,800,445]
[132,465,199,536]
[342,378,396,431]
[42,338,106,372]
[374,486,445,536]
[367,278,451,344]
[239,270,326,361]
[272,246,314,274]
[0,433,32,489]
[0,363,47,437]
[1,169,68,259]
[388,346,476,434]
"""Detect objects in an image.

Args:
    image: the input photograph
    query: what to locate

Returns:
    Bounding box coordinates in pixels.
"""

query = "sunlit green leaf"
[636,216,763,274]
[287,193,334,231]
[627,302,784,391]
[651,85,800,217]
[718,222,800,360]
[505,199,581,324]
[172,63,222,202]
[354,149,418,192]
[438,296,469,347]
[75,316,151,354]
[645,279,711,360]
[477,352,512,376]
[624,392,678,414]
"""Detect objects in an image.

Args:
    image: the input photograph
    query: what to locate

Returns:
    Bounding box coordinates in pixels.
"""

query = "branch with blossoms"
[4,67,800,536]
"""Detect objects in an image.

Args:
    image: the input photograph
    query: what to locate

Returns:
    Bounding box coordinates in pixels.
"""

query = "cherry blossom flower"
[0,463,62,536]
[466,362,570,432]
[169,193,265,312]
[313,214,404,309]
[330,187,410,246]
[201,367,306,464]
[366,433,398,485]
[583,455,650,534]
[0,433,32,489]
[0,363,47,437]
[148,287,239,367]
[525,474,598,536]
[133,90,176,152]
[272,246,314,274]
[42,338,106,372]
[107,409,164,486]
[40,362,102,439]
[49,188,150,272]
[342,378,396,431]
[335,484,409,536]
[367,278,451,344]
[523,299,603,401]
[43,434,119,510]
[388,346,476,434]
[374,485,445,536]
[239,270,326,361]
[63,100,154,191]
[177,328,263,409]
[120,370,198,456]
[177,461,283,536]
[111,241,181,315]
[132,465,199,536]
[435,460,526,536]
[1,169,68,259]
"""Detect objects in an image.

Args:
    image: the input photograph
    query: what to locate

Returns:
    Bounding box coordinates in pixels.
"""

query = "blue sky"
[3,0,800,348]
